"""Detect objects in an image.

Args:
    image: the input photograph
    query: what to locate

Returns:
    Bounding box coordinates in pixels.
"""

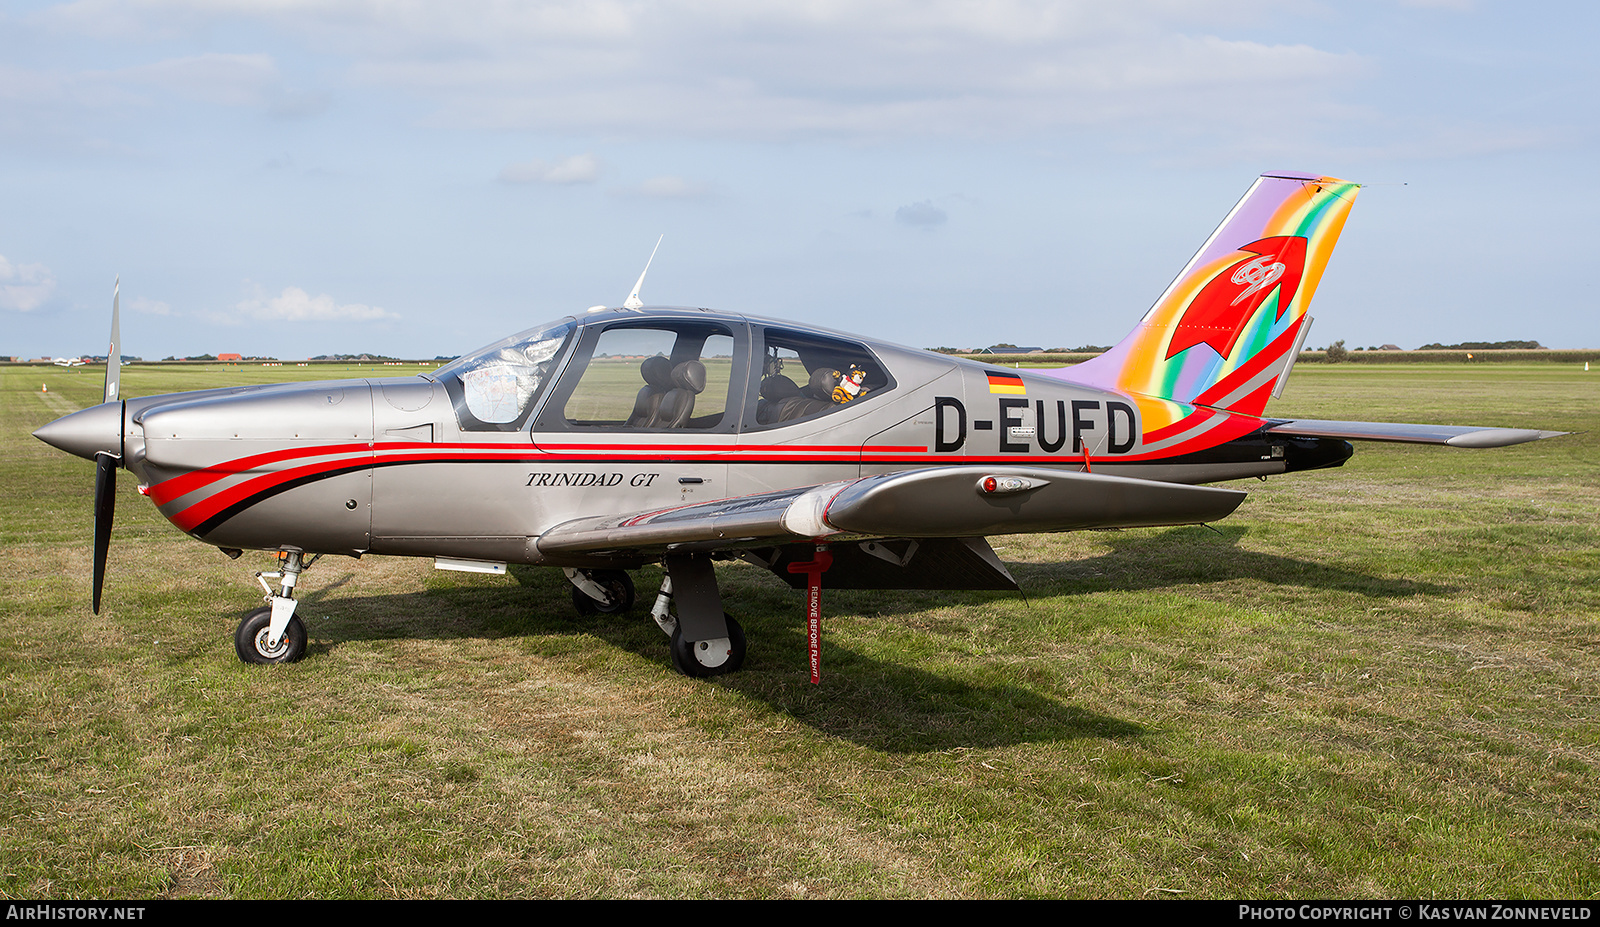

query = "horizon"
[10,340,1594,367]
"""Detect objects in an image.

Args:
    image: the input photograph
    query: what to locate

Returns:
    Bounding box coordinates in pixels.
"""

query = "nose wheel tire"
[571,570,636,616]
[669,614,746,678]
[234,606,308,665]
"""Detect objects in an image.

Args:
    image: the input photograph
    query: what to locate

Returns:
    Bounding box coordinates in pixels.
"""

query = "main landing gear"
[564,568,636,616]
[668,612,746,678]
[565,559,746,677]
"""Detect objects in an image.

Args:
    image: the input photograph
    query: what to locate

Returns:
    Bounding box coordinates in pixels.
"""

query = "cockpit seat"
[772,367,838,422]
[654,360,706,428]
[756,374,802,424]
[627,355,675,427]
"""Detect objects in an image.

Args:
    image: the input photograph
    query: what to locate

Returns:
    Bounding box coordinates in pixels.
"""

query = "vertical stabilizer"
[1063,172,1359,419]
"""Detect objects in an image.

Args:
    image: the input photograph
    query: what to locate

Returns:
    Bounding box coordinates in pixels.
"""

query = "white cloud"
[497,153,600,184]
[0,255,57,312]
[622,175,710,199]
[232,285,397,323]
[118,52,281,107]
[27,1,1368,144]
[895,201,948,227]
[128,296,174,316]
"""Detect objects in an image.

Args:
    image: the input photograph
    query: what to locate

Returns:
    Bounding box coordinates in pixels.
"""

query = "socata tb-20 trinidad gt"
[34,172,1563,680]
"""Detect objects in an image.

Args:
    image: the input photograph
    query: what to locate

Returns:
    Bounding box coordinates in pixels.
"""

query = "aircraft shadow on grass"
[1007,525,1456,601]
[249,523,1449,753]
[265,569,1142,754]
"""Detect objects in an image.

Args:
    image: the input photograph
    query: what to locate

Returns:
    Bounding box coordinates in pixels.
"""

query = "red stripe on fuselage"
[1111,411,1265,461]
[1140,407,1218,445]
[169,455,376,532]
[1192,316,1302,411]
[147,441,372,506]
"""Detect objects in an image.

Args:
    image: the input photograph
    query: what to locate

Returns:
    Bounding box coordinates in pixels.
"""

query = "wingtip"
[1443,429,1570,449]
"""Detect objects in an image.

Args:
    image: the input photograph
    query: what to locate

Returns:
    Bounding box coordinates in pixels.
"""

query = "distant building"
[218,353,242,362]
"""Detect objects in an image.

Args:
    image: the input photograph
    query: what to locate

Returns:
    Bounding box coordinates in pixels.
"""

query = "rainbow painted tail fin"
[1064,172,1360,418]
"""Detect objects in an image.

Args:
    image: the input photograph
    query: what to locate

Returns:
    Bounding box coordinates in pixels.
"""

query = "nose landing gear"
[234,550,319,665]
[235,606,307,664]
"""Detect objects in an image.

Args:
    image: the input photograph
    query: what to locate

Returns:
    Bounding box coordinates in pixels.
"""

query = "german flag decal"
[986,371,1026,395]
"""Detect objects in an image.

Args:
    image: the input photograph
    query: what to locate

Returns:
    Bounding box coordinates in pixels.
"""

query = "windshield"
[434,318,576,430]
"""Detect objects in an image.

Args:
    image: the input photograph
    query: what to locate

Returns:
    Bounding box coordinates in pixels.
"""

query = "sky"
[2,0,1596,361]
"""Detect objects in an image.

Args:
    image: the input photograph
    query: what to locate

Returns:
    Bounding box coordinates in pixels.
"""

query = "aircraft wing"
[1265,419,1567,448]
[536,465,1248,557]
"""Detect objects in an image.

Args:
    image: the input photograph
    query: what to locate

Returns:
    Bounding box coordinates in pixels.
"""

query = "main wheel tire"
[571,570,635,616]
[669,613,746,678]
[234,606,308,665]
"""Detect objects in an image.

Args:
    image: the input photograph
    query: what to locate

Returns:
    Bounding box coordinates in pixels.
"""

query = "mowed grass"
[1,361,1596,899]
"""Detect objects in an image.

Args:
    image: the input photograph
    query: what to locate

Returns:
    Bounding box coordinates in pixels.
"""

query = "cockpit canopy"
[433,310,896,434]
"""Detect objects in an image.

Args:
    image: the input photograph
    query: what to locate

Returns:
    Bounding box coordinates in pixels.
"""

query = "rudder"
[1065,172,1360,417]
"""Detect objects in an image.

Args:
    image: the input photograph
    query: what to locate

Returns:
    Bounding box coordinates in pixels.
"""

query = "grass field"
[1,361,1596,899]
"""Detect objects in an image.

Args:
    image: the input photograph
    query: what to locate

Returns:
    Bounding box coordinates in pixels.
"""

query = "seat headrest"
[806,367,840,399]
[671,361,706,394]
[759,374,801,401]
[639,355,674,389]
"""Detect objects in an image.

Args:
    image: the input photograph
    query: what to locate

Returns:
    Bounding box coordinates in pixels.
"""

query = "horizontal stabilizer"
[1266,419,1567,448]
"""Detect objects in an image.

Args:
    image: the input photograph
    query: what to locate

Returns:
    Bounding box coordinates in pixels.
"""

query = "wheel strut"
[253,551,319,651]
[657,556,745,677]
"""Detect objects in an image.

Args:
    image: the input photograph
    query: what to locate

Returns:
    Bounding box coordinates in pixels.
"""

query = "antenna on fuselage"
[622,235,663,309]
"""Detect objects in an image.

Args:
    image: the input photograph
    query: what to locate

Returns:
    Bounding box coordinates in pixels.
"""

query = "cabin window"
[746,327,895,429]
[539,321,741,432]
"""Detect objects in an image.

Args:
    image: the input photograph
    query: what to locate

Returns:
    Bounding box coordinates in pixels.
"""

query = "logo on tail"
[1166,236,1307,360]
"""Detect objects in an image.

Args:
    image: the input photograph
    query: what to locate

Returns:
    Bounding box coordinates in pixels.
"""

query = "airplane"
[53,357,87,367]
[32,171,1565,680]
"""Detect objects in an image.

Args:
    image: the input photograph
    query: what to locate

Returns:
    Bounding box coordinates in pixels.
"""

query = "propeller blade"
[92,452,116,614]
[91,278,125,614]
[104,277,121,403]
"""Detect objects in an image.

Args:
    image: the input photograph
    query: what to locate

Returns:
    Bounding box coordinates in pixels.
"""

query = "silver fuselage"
[45,307,1348,567]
